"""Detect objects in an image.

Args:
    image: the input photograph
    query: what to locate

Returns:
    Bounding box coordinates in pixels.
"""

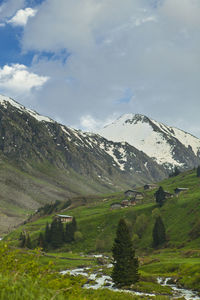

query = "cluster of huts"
[110,189,145,210]
[54,214,73,223]
[110,184,189,210]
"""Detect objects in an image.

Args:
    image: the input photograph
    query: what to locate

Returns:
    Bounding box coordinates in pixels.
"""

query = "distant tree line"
[19,217,77,250]
[43,217,77,249]
[19,232,32,249]
[37,200,71,216]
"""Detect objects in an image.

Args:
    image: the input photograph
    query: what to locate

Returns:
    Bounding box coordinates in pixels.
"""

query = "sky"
[0,0,200,137]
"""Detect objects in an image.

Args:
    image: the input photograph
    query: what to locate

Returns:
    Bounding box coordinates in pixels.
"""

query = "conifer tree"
[19,232,26,248]
[111,219,139,287]
[65,217,77,243]
[72,217,77,234]
[38,233,45,250]
[65,222,74,243]
[57,218,65,243]
[25,234,32,249]
[44,222,51,244]
[152,216,166,248]
[50,218,64,248]
[155,186,166,207]
[197,166,200,177]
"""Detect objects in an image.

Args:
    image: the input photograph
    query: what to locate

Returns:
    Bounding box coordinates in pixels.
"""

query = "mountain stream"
[61,261,200,299]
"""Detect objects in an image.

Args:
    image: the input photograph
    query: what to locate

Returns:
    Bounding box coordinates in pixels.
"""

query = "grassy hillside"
[8,169,200,251]
[3,169,200,294]
[0,155,129,235]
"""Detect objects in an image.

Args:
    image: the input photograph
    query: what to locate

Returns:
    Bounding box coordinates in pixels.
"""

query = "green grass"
[4,168,200,293]
[0,243,164,300]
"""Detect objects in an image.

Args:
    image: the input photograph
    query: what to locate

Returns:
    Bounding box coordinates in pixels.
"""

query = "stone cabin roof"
[124,190,143,195]
[174,188,189,194]
[56,214,73,218]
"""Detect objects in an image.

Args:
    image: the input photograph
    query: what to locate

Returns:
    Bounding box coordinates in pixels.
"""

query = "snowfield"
[98,114,200,167]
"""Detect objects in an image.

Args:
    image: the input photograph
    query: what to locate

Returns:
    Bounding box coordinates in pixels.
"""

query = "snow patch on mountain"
[0,94,53,123]
[98,114,200,167]
[101,144,125,171]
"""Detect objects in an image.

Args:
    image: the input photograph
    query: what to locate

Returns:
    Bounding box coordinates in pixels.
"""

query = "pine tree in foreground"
[153,216,166,248]
[111,218,139,287]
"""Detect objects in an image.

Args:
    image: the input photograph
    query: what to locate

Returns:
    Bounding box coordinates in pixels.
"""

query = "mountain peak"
[105,113,150,129]
[98,113,200,169]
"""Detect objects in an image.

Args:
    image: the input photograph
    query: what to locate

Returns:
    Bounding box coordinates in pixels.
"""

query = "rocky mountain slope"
[98,114,200,171]
[0,95,167,232]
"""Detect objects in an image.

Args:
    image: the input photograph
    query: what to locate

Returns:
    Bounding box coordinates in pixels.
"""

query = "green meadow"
[2,169,200,298]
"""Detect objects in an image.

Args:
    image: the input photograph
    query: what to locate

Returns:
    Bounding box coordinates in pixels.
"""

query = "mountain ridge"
[0,94,167,233]
[98,113,200,170]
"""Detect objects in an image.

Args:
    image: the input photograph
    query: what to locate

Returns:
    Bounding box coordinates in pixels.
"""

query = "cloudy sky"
[0,0,200,136]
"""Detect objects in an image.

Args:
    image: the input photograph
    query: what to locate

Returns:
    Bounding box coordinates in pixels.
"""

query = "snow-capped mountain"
[0,95,166,198]
[98,114,200,170]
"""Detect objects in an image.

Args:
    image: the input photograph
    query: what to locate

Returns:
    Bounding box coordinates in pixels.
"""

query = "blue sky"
[0,0,200,137]
[0,0,45,67]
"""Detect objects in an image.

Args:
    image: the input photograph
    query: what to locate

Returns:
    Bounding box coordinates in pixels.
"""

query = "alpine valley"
[0,94,200,232]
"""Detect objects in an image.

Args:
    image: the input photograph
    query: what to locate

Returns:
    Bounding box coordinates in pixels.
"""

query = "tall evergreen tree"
[19,232,26,248]
[57,218,65,243]
[197,166,200,177]
[65,217,77,243]
[44,222,51,244]
[50,218,64,248]
[25,234,32,249]
[111,219,139,287]
[155,186,166,207]
[65,222,74,243]
[152,216,166,248]
[71,217,77,234]
[38,233,45,250]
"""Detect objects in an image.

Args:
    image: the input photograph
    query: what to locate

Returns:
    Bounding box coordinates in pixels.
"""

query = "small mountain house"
[122,199,132,207]
[55,214,73,223]
[124,190,144,200]
[110,203,122,210]
[174,188,189,195]
[144,184,158,190]
[164,191,174,198]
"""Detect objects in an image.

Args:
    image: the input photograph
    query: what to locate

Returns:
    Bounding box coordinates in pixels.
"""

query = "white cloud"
[160,0,200,28]
[80,113,118,131]
[0,0,25,22]
[0,64,49,94]
[22,0,147,52]
[17,0,200,136]
[80,115,99,132]
[8,7,37,26]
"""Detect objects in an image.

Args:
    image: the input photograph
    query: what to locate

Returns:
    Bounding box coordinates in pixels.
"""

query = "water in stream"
[61,267,200,299]
[157,277,200,300]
